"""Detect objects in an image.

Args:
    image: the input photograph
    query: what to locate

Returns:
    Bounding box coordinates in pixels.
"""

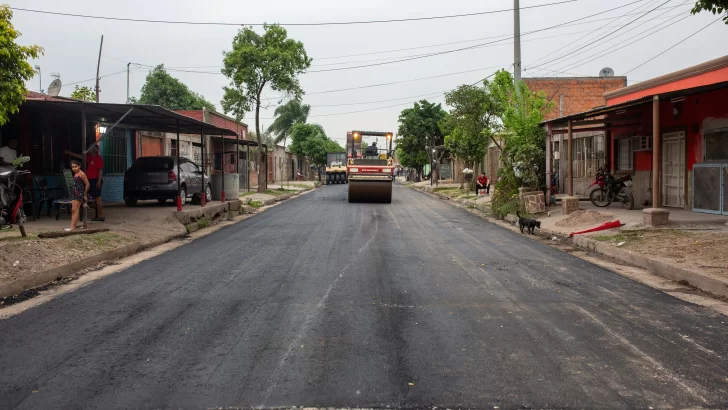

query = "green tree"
[396,100,447,178]
[221,24,312,192]
[288,123,326,157]
[442,83,503,188]
[70,85,95,102]
[691,0,728,23]
[268,99,310,146]
[137,65,215,110]
[0,5,43,126]
[488,70,552,217]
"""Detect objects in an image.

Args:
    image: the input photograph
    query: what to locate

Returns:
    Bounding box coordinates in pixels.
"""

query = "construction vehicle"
[325,152,348,184]
[347,130,395,203]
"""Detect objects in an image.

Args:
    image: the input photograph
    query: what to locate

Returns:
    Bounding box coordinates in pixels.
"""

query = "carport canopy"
[22,100,239,136]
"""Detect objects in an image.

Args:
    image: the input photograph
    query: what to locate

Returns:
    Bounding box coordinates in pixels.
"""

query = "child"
[66,159,90,232]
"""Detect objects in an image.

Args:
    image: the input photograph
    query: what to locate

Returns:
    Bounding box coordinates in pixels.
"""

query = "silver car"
[123,156,211,206]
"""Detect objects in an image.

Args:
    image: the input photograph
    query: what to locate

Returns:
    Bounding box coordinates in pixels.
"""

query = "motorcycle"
[0,157,31,237]
[588,168,635,210]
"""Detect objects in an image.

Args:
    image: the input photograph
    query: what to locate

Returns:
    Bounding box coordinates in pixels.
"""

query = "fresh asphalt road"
[2,184,728,409]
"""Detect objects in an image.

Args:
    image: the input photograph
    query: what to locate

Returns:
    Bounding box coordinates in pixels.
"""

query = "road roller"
[325,152,348,184]
[347,131,395,203]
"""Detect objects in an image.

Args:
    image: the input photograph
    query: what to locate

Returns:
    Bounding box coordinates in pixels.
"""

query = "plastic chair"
[53,170,74,220]
[32,177,54,219]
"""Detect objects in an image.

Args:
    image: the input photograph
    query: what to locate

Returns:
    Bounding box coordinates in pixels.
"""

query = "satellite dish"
[599,67,615,77]
[47,78,62,97]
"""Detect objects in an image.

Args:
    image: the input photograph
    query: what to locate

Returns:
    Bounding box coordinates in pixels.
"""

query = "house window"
[704,130,728,161]
[170,139,178,157]
[102,129,127,174]
[616,138,633,171]
[572,135,605,178]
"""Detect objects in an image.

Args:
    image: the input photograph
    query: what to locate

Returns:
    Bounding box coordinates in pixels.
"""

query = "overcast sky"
[9,0,726,146]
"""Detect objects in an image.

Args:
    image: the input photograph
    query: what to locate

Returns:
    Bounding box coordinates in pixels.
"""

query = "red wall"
[608,87,728,171]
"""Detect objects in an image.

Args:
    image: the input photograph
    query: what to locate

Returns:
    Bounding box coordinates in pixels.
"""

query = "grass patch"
[460,195,478,200]
[593,230,643,245]
[0,233,39,243]
[239,191,256,197]
[290,184,312,190]
[249,200,263,208]
[197,216,211,230]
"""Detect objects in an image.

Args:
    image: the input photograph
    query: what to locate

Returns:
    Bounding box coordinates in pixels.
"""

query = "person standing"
[64,144,105,221]
[65,160,90,232]
[0,138,18,166]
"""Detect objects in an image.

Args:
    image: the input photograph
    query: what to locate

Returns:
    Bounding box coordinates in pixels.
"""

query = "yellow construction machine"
[325,152,348,184]
[347,131,395,203]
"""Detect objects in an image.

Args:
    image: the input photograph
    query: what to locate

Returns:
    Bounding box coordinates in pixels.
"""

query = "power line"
[528,0,672,70]
[623,15,724,75]
[64,69,127,86]
[528,0,668,67]
[553,10,691,73]
[10,0,577,26]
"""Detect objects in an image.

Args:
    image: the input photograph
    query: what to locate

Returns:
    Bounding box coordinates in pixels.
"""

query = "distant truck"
[325,152,348,184]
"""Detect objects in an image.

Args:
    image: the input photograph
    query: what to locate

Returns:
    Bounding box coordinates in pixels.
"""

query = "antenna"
[47,77,63,97]
[599,67,615,77]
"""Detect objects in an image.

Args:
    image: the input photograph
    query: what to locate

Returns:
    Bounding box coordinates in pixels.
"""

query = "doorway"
[662,131,685,208]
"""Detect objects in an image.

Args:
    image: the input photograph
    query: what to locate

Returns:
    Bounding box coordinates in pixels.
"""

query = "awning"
[21,100,238,136]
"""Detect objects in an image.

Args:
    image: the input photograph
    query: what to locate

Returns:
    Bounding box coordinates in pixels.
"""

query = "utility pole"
[95,35,104,103]
[513,0,522,96]
[126,62,131,103]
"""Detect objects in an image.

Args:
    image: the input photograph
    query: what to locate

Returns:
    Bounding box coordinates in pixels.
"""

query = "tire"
[124,197,138,207]
[326,174,331,185]
[205,184,212,202]
[179,186,187,206]
[619,187,635,210]
[335,173,341,184]
[589,187,610,207]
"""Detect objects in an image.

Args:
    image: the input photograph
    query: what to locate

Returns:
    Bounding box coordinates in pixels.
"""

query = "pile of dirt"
[555,210,614,227]
[0,232,132,286]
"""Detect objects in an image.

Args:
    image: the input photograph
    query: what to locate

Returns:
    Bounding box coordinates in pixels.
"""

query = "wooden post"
[567,119,573,197]
[652,95,660,208]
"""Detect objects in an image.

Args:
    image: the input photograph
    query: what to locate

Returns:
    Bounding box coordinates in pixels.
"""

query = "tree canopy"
[70,85,95,102]
[288,123,342,166]
[221,23,311,192]
[691,0,728,23]
[396,100,447,175]
[136,65,215,110]
[268,99,310,145]
[442,83,503,171]
[0,5,43,126]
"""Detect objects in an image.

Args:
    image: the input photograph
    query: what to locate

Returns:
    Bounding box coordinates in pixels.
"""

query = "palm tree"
[268,99,311,147]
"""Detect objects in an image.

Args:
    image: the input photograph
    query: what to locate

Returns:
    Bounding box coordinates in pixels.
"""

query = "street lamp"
[34,65,42,93]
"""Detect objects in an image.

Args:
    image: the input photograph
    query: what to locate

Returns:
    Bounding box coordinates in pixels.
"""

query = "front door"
[662,131,685,208]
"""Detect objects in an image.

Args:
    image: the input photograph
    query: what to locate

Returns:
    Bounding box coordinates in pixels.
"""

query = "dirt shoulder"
[592,229,728,278]
[0,232,133,287]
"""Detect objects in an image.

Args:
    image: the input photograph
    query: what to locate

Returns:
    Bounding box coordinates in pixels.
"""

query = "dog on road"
[517,211,541,235]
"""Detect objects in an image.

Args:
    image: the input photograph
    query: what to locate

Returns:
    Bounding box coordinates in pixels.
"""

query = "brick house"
[542,55,728,222]
[481,76,627,192]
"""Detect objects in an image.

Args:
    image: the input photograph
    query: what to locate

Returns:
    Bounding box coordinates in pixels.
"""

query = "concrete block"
[562,196,580,215]
[263,198,275,206]
[642,207,670,226]
[227,199,243,212]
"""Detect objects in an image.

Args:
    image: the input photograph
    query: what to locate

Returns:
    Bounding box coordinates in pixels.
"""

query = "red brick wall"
[175,110,204,121]
[524,77,627,121]
[174,110,248,140]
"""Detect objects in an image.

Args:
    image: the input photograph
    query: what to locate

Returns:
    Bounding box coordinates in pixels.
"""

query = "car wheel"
[205,185,212,202]
[179,186,187,206]
[124,197,138,207]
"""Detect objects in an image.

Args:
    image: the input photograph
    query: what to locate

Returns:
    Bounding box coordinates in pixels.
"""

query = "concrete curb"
[0,231,185,299]
[573,235,728,299]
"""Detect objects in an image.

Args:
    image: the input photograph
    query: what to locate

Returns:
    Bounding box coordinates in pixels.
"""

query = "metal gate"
[662,131,685,208]
[693,163,727,215]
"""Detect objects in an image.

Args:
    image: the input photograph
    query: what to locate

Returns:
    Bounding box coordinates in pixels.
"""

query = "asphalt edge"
[410,184,728,301]
[0,185,318,299]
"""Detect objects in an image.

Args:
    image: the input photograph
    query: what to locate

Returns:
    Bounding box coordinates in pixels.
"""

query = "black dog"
[517,211,541,235]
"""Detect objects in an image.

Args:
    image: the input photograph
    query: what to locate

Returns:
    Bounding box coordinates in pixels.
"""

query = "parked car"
[123,156,211,206]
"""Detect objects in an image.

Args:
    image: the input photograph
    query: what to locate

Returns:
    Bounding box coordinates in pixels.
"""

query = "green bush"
[197,216,210,229]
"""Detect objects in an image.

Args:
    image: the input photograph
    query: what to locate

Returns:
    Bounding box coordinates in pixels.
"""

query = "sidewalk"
[411,183,728,298]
